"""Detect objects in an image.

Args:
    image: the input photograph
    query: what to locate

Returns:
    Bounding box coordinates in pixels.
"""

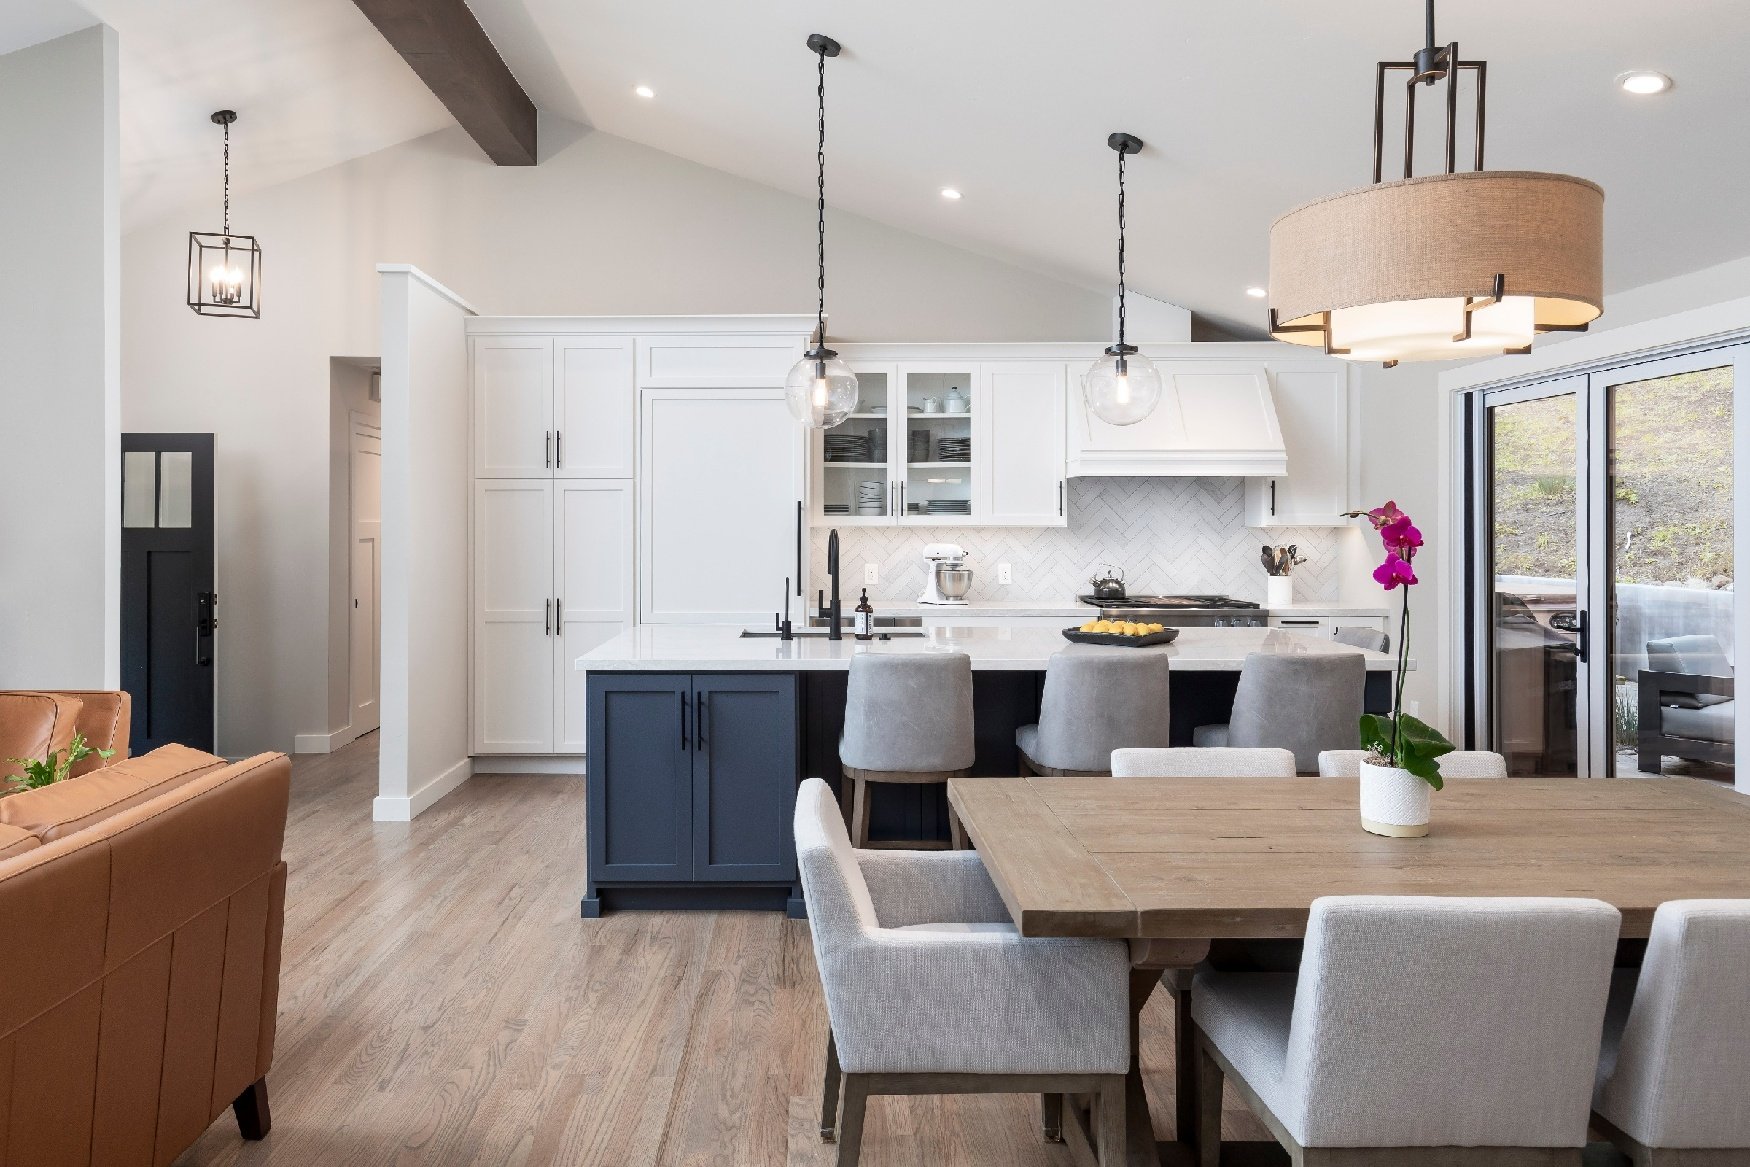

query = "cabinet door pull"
[545,430,552,469]
[556,597,562,630]
[545,598,552,636]
[696,692,707,749]
[1269,479,1277,517]
[556,429,562,468]
[1280,618,1319,626]
[1058,480,1064,516]
[680,692,689,750]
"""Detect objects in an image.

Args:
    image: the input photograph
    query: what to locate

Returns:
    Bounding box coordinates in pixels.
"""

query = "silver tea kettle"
[1089,564,1127,601]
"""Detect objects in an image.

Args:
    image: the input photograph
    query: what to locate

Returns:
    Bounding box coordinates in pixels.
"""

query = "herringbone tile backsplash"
[811,477,1359,605]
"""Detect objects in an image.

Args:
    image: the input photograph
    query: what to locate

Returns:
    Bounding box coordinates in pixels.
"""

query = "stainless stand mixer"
[918,542,972,605]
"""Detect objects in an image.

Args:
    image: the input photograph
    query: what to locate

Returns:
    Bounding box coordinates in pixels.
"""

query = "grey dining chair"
[1016,648,1172,776]
[1110,747,1296,778]
[793,778,1131,1167]
[1193,895,1621,1166]
[1592,899,1750,1164]
[1192,652,1365,774]
[839,651,975,848]
[1317,749,1509,779]
[1332,626,1389,654]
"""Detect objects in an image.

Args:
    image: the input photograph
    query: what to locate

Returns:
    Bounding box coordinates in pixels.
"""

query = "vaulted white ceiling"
[6,0,1748,335]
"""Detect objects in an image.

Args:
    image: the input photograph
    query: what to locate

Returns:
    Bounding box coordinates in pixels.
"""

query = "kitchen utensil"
[943,387,969,413]
[922,396,941,414]
[1061,625,1180,647]
[1089,565,1127,600]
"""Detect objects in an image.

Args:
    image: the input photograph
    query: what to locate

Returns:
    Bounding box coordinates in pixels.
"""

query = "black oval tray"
[1061,626,1181,647]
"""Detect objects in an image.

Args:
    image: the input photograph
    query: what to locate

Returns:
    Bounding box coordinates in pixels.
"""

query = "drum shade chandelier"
[1267,0,1603,366]
[1083,133,1162,426]
[785,34,858,429]
[187,110,263,319]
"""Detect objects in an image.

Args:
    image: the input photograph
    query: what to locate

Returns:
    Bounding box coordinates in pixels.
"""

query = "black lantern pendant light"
[784,34,858,429]
[1266,0,1602,365]
[187,110,263,318]
[1082,133,1162,426]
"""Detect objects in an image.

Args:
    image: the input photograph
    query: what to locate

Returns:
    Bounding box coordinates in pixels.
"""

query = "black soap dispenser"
[853,588,875,640]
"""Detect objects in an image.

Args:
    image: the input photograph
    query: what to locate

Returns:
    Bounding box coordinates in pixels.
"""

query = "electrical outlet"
[1407,700,1421,718]
[863,563,879,585]
[997,563,1013,585]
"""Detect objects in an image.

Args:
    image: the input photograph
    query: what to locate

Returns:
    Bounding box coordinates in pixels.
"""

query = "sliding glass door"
[1473,344,1747,781]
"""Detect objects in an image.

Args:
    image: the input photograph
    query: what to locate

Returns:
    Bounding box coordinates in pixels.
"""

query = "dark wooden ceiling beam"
[351,0,537,165]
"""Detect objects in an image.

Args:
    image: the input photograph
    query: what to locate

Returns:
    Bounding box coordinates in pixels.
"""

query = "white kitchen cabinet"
[1244,363,1356,527]
[1268,613,1388,640]
[554,482,635,752]
[1066,360,1288,478]
[554,337,636,478]
[473,334,635,479]
[473,479,634,755]
[980,362,1067,527]
[641,386,805,624]
[809,360,1066,528]
[473,337,553,478]
[473,480,555,753]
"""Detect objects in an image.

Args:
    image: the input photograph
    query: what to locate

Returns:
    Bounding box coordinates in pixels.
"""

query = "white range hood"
[1066,362,1286,477]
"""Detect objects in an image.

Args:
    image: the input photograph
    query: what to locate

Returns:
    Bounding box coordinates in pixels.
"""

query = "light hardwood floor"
[176,734,1265,1166]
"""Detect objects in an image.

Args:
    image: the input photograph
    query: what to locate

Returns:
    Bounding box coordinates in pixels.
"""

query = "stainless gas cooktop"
[1075,594,1266,628]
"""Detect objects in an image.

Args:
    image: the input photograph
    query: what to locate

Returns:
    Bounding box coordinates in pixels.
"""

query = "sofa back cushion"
[0,692,83,783]
[0,824,38,861]
[54,690,132,775]
[0,744,225,843]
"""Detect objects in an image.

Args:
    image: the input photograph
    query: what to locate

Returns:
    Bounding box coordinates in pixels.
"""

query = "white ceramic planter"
[1265,576,1294,608]
[1359,760,1432,838]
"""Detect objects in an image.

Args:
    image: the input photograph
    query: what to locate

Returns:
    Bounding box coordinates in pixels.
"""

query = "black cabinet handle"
[1058,481,1064,516]
[556,429,562,468]
[795,501,803,595]
[1269,479,1277,516]
[545,598,552,636]
[545,430,552,469]
[680,692,689,750]
[556,597,562,630]
[697,693,707,749]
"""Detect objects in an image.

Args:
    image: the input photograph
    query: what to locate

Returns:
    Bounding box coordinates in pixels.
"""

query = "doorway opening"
[321,357,382,751]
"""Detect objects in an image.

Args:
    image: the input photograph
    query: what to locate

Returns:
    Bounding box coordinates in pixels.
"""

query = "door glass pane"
[1489,393,1580,775]
[158,451,193,529]
[122,451,156,528]
[1609,366,1734,781]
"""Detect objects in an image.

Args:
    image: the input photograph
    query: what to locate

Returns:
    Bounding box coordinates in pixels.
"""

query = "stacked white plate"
[824,503,850,515]
[927,498,971,515]
[856,479,885,515]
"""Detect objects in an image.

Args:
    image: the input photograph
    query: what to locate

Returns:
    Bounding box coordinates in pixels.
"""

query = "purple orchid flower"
[1380,515,1423,558]
[1372,552,1418,590]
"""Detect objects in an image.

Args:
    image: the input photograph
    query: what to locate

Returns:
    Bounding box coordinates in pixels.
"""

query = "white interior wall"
[375,266,474,821]
[0,25,120,689]
[121,118,1111,756]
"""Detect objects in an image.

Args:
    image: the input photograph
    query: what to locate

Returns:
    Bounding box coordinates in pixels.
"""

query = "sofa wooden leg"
[232,1077,271,1140]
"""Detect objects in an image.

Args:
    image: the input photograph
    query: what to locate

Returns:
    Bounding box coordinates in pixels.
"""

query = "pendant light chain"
[1116,145,1128,349]
[222,116,231,239]
[814,45,828,345]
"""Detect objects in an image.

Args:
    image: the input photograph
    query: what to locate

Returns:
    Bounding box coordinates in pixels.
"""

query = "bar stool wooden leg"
[850,774,871,847]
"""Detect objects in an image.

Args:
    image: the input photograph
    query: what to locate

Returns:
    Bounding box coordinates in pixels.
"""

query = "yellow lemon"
[1079,621,1097,633]
[1091,620,1112,633]
[1147,622,1165,633]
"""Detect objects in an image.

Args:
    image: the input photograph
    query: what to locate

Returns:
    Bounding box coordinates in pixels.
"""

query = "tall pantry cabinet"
[470,334,636,756]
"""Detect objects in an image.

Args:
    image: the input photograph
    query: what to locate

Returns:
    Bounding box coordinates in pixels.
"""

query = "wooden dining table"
[946,774,1750,1167]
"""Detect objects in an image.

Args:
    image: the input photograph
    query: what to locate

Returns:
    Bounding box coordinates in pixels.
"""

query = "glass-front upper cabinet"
[815,365,894,524]
[811,362,976,526]
[899,365,975,524]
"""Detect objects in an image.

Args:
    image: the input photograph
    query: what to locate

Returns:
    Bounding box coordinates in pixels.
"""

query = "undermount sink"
[807,614,924,629]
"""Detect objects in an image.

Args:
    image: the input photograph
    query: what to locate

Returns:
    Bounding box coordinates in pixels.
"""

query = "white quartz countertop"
[844,599,1391,619]
[577,624,1410,673]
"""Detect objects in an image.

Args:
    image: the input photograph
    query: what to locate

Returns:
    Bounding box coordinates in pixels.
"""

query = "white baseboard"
[472,755,585,776]
[372,755,473,822]
[294,722,370,754]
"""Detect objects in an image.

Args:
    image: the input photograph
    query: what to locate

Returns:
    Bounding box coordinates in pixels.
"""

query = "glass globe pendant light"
[785,34,858,429]
[1083,133,1161,426]
[186,110,263,318]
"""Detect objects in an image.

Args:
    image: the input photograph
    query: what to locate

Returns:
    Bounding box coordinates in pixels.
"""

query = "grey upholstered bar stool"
[839,651,976,849]
[1332,626,1389,654]
[1016,648,1173,776]
[1592,899,1750,1164]
[1194,895,1622,1165]
[1110,747,1296,778]
[1192,652,1365,774]
[1318,749,1509,779]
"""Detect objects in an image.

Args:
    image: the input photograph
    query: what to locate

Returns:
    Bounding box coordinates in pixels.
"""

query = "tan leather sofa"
[0,743,289,1163]
[0,689,132,783]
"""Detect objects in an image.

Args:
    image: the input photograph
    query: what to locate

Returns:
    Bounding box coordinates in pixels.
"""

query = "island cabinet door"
[587,674,694,882]
[689,674,799,882]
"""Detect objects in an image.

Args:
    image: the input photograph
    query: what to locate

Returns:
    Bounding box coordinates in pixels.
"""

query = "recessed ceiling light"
[940,187,962,200]
[633,84,655,99]
[1245,286,1268,299]
[1617,70,1672,96]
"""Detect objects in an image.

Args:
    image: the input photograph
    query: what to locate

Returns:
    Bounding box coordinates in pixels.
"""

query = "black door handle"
[1575,610,1589,664]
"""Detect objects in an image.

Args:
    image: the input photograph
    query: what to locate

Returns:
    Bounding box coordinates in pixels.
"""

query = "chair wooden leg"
[232,1077,271,1140]
[1173,979,1195,1145]
[1017,751,1037,776]
[1196,1036,1223,1167]
[850,776,871,848]
[1094,1074,1126,1167]
[820,1030,841,1142]
[1040,1092,1064,1143]
[948,804,969,851]
[836,1074,869,1167]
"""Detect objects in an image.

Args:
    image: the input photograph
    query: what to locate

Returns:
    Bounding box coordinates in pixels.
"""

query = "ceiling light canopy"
[186,110,262,319]
[1617,70,1672,95]
[1083,132,1162,426]
[940,187,962,200]
[1267,0,1603,366]
[784,34,858,429]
